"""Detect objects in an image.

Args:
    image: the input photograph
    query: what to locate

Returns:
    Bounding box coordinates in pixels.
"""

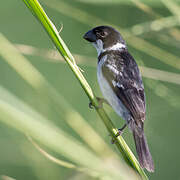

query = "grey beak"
[83,30,96,42]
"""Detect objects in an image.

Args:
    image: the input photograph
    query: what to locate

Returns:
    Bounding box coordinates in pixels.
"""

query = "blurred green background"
[0,0,180,179]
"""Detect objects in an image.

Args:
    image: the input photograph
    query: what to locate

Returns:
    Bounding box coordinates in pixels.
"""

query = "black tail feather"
[133,130,154,172]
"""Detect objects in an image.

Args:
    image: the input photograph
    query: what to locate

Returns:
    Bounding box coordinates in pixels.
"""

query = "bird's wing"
[102,51,146,126]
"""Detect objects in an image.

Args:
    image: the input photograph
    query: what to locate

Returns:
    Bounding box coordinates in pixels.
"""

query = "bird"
[83,25,154,172]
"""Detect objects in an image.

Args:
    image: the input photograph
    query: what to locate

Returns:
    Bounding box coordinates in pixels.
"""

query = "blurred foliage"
[0,0,180,180]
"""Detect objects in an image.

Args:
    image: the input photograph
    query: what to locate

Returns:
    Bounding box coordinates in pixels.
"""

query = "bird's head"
[83,26,126,55]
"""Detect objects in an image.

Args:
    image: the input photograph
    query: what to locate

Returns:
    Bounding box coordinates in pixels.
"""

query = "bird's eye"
[96,31,107,38]
[100,31,106,37]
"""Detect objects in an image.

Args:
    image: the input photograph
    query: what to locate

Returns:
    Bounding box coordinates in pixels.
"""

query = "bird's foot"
[89,101,94,109]
[111,123,128,144]
[89,97,109,109]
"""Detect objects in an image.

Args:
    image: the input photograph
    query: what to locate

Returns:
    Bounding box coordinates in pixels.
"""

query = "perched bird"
[83,26,154,172]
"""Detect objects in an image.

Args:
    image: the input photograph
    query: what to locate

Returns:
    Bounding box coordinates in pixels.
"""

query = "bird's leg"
[89,97,109,109]
[111,123,128,144]
[117,123,127,136]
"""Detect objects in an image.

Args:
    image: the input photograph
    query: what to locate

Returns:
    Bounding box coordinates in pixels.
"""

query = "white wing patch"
[117,82,124,89]
[106,64,119,75]
[112,80,117,87]
[112,80,124,89]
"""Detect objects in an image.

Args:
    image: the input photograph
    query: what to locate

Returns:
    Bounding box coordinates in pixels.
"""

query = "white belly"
[97,56,130,121]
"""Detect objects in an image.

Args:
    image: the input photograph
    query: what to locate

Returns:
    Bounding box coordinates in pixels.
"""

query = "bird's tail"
[133,128,154,172]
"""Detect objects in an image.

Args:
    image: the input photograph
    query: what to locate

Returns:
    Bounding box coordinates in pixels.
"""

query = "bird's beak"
[83,30,96,42]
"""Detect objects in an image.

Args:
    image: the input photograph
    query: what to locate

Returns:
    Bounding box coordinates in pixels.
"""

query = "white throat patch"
[93,39,104,56]
[93,39,126,56]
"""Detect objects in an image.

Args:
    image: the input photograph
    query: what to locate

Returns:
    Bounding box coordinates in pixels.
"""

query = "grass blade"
[0,85,137,180]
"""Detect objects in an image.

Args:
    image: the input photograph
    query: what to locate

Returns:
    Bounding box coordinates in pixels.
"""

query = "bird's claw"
[89,97,106,109]
[88,101,101,109]
[117,128,124,136]
[89,102,94,109]
[111,124,127,144]
[111,130,123,144]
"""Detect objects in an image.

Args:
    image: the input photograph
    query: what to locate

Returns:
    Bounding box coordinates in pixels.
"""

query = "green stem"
[22,0,148,179]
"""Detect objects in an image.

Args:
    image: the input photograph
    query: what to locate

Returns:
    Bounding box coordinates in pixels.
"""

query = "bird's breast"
[97,56,129,120]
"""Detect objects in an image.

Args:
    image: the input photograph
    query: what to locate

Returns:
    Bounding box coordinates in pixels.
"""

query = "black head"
[83,26,125,49]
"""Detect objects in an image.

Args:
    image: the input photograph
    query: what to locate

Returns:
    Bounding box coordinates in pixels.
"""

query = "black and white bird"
[83,25,154,172]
